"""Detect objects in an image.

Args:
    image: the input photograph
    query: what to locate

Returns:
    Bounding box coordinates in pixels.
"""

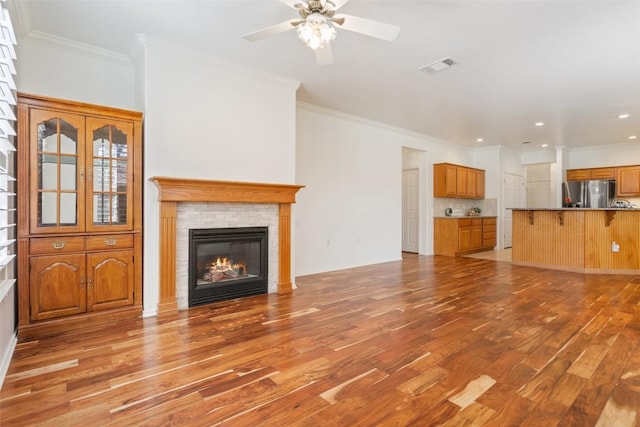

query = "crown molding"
[23,30,133,64]
[7,0,132,65]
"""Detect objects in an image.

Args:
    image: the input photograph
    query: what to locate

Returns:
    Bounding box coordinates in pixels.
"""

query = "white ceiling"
[9,0,640,152]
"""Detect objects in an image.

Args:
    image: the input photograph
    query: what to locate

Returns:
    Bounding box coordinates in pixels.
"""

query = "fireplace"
[189,227,268,306]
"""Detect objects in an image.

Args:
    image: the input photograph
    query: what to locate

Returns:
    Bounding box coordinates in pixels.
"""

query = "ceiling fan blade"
[334,13,400,42]
[242,19,299,41]
[315,43,334,65]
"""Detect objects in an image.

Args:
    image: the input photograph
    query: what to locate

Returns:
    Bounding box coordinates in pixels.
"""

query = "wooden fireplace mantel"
[150,177,304,314]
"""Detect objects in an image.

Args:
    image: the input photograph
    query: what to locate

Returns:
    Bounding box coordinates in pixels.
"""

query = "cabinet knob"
[88,278,93,288]
[104,238,117,246]
[51,241,66,250]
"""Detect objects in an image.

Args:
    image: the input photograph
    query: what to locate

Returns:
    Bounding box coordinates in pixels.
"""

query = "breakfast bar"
[512,208,640,274]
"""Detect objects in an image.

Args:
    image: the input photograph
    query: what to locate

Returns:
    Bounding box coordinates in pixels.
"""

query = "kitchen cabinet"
[616,165,640,197]
[482,217,497,248]
[17,93,143,339]
[434,163,485,199]
[434,216,497,256]
[566,167,615,181]
[476,170,485,199]
[456,167,468,197]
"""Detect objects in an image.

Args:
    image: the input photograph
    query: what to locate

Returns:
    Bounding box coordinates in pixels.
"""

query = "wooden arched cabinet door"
[87,250,134,312]
[30,254,86,321]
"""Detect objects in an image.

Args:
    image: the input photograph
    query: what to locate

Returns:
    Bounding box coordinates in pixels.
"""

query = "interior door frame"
[402,168,419,253]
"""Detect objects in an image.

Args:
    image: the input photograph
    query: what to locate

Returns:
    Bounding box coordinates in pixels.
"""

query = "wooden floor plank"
[2,254,640,425]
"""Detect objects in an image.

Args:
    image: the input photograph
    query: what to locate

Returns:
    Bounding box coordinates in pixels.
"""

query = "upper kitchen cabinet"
[616,165,640,197]
[434,163,485,199]
[566,167,615,181]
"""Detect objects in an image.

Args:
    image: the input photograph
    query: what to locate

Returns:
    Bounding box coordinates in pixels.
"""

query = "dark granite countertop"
[510,208,639,211]
[434,215,498,218]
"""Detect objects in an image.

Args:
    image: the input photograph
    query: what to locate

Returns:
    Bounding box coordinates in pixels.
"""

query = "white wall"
[565,142,640,169]
[16,38,135,110]
[295,104,470,275]
[135,36,300,315]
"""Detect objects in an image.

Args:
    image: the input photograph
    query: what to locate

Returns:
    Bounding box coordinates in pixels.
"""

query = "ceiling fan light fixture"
[297,12,336,50]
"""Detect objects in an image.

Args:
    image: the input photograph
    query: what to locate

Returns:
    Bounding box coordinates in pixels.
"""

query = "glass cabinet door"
[30,109,85,234]
[86,117,133,232]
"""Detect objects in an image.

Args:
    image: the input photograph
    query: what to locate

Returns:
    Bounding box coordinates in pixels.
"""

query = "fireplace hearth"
[189,227,268,306]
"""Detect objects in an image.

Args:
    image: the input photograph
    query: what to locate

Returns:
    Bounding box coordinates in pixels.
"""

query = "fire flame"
[211,257,246,273]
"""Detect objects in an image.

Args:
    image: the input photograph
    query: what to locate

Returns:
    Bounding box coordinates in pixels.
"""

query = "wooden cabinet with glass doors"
[17,93,142,339]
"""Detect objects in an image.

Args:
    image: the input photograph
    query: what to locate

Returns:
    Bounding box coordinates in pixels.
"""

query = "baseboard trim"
[0,332,17,390]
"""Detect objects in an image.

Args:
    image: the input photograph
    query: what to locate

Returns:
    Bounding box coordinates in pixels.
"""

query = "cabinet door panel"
[444,164,457,196]
[567,169,590,181]
[456,168,467,197]
[471,226,483,249]
[30,254,86,321]
[86,118,134,232]
[617,166,640,197]
[476,170,485,199]
[590,168,615,179]
[87,250,134,311]
[466,169,477,198]
[459,227,471,251]
[30,109,85,234]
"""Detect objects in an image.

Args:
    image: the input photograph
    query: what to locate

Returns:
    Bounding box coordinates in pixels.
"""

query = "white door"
[402,168,419,253]
[503,173,525,248]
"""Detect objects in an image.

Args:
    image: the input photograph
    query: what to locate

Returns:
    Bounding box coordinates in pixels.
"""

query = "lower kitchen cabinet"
[434,216,497,256]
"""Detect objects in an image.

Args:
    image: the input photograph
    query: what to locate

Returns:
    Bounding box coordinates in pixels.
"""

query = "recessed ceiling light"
[619,114,630,119]
[541,144,548,147]
[629,135,637,140]
[476,138,484,142]
[535,122,544,127]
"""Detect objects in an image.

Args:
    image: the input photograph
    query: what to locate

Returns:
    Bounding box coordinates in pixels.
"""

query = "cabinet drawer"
[483,225,496,233]
[458,219,471,227]
[30,236,85,255]
[86,234,134,250]
[483,217,496,225]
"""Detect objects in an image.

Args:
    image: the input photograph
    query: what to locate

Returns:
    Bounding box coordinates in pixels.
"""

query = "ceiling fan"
[242,0,401,65]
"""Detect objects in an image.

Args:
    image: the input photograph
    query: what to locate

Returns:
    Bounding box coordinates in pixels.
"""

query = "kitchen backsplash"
[434,197,498,217]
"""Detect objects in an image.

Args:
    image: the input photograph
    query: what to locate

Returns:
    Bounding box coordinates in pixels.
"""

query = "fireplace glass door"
[189,227,268,306]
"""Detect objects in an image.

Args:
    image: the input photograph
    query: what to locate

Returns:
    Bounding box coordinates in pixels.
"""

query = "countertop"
[510,208,639,211]
[434,215,497,218]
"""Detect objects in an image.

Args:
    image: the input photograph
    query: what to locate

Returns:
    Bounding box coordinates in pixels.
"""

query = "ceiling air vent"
[420,57,458,73]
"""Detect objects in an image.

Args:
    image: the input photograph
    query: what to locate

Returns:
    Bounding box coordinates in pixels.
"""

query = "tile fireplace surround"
[150,177,304,314]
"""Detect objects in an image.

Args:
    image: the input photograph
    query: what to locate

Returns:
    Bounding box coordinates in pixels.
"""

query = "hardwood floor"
[2,254,640,426]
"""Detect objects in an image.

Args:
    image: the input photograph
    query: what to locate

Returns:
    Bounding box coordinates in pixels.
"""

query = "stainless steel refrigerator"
[562,180,615,208]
